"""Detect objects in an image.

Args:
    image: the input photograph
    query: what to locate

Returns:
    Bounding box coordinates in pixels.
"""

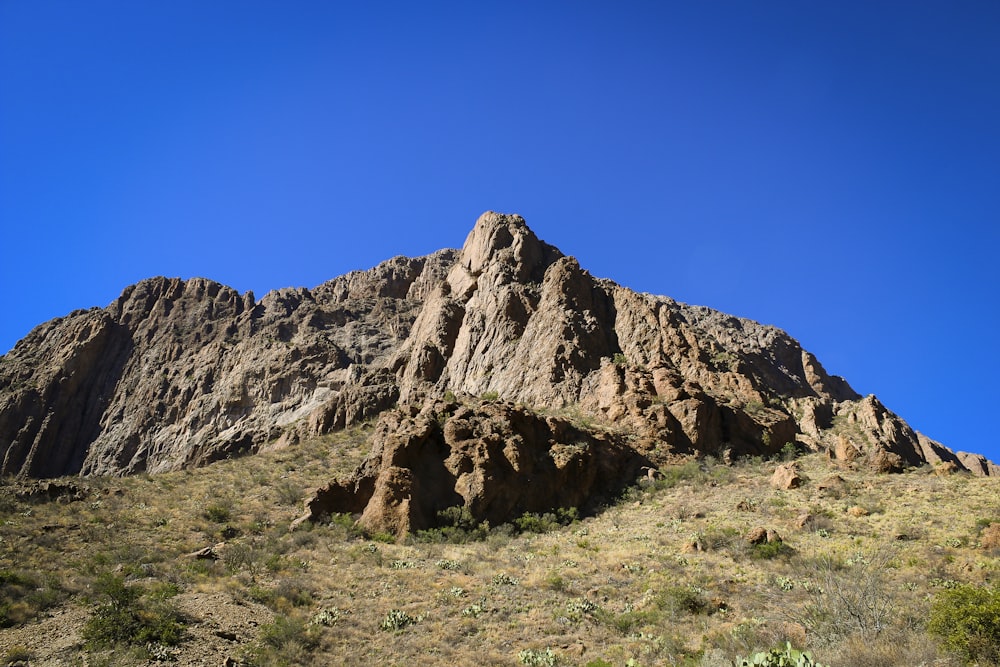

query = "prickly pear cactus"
[735,642,826,667]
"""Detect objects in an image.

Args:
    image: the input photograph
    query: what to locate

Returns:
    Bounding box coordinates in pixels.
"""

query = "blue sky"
[1,2,997,462]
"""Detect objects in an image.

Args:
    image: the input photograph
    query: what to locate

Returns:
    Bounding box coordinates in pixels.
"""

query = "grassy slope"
[1,425,998,666]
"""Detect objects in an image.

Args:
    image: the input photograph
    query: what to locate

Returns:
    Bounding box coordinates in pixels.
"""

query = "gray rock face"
[1,252,455,476]
[0,212,991,477]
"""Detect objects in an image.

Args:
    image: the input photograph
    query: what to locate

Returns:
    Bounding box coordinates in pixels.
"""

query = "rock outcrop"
[0,252,455,475]
[294,398,650,538]
[0,211,991,481]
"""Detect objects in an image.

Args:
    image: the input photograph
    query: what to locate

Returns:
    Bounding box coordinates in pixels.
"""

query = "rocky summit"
[0,212,994,495]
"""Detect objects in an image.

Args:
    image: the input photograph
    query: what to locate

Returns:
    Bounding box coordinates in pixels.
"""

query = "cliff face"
[0,212,994,478]
[0,251,455,476]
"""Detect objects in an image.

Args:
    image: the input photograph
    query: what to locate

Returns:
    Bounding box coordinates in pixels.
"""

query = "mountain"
[0,212,994,481]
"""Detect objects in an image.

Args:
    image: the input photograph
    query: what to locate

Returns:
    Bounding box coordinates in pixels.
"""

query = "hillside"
[2,212,999,665]
[0,427,998,665]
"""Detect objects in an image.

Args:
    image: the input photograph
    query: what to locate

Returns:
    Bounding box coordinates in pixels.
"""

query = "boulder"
[771,463,804,490]
[746,526,782,545]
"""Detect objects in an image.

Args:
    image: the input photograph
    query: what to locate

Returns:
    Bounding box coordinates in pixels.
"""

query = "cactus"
[735,642,826,667]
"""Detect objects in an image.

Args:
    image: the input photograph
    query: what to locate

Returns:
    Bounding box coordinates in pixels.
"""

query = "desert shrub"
[751,539,793,560]
[823,631,957,667]
[243,614,320,666]
[223,542,261,576]
[82,573,186,650]
[779,442,800,461]
[273,479,304,506]
[203,504,231,523]
[979,522,1000,551]
[658,584,710,615]
[3,645,33,663]
[656,460,707,488]
[603,608,662,636]
[928,583,1000,664]
[799,546,897,643]
[258,614,318,650]
[273,578,314,609]
[0,570,65,627]
[514,508,579,534]
[415,505,490,543]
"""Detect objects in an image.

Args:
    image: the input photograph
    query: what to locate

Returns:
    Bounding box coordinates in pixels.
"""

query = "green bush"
[258,614,318,650]
[514,508,578,534]
[659,584,710,615]
[203,504,232,523]
[0,569,66,628]
[656,460,707,488]
[82,573,186,650]
[750,539,792,560]
[243,614,320,666]
[928,583,1000,664]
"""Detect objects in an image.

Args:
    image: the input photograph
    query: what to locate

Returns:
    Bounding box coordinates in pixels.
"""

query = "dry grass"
[1,435,998,666]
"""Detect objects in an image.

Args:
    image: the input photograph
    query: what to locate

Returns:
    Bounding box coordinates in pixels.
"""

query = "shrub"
[203,505,231,523]
[659,584,710,615]
[3,646,33,663]
[656,460,707,489]
[799,546,897,643]
[928,583,1000,664]
[415,505,490,543]
[514,508,578,534]
[751,540,792,560]
[82,573,186,650]
[779,442,799,461]
[258,614,318,650]
[273,479,304,506]
[0,570,65,627]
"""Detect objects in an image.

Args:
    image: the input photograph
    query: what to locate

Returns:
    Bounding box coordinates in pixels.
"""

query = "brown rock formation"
[0,211,992,481]
[294,399,650,539]
[771,463,804,490]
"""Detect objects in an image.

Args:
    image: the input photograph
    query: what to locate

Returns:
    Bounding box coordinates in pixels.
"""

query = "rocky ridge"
[1,212,994,494]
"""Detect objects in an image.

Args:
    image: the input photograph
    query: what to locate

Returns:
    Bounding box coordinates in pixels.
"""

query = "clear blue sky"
[1,2,997,462]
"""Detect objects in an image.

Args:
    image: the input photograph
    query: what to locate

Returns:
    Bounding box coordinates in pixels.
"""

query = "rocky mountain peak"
[446,211,561,298]
[0,212,994,488]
